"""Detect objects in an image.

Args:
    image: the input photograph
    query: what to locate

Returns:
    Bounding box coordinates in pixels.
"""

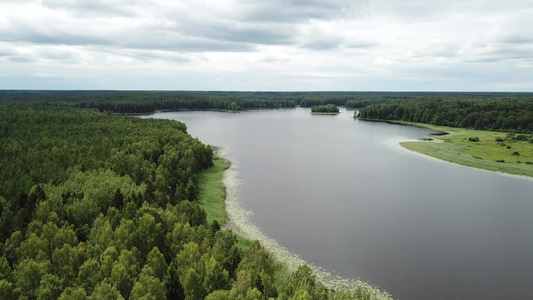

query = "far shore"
[369,120,533,179]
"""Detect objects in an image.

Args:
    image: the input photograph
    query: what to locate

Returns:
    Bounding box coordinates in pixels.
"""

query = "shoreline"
[357,118,449,136]
[398,140,533,181]
[372,120,533,179]
[214,147,393,298]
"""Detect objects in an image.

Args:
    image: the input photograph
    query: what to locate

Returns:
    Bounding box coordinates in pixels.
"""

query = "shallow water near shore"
[214,147,390,298]
[142,108,533,300]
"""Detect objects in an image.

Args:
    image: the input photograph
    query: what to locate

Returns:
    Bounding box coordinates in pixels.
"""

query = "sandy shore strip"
[215,147,393,299]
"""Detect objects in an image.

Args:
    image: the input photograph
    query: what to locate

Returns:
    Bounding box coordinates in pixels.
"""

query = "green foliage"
[14,259,50,299]
[279,265,327,300]
[129,273,166,300]
[0,279,16,300]
[196,157,230,224]
[468,137,479,142]
[311,104,340,114]
[183,267,205,300]
[58,287,87,300]
[91,281,125,300]
[0,256,12,282]
[0,90,376,113]
[37,273,63,300]
[203,256,230,293]
[516,134,528,141]
[144,247,167,282]
[359,93,533,133]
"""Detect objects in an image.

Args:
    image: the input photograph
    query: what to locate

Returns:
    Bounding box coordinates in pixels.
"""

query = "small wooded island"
[311,104,340,114]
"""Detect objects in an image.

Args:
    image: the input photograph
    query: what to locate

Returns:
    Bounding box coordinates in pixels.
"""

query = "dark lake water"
[143,108,533,300]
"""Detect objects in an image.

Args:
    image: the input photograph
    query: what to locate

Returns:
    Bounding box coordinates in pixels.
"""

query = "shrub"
[516,134,528,141]
[526,161,533,165]
[496,159,505,163]
[507,145,512,149]
[495,137,505,143]
[512,151,520,156]
[468,137,479,142]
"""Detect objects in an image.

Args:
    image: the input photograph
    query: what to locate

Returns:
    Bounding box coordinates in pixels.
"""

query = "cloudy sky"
[1,0,533,91]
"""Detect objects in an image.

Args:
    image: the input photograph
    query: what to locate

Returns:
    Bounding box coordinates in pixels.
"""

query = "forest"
[357,94,533,133]
[0,91,360,113]
[1,91,436,113]
[0,102,373,299]
[2,91,533,134]
[311,105,339,114]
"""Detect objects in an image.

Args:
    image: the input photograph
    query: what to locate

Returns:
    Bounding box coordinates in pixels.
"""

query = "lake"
[142,108,533,300]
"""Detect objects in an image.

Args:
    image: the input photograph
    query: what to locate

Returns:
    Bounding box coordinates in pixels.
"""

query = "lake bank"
[198,148,393,299]
[196,154,230,225]
[374,120,533,178]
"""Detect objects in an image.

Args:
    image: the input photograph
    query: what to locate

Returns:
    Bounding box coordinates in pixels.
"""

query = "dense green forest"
[311,105,339,114]
[2,91,436,113]
[2,91,532,134]
[0,91,362,113]
[0,103,374,299]
[358,94,533,133]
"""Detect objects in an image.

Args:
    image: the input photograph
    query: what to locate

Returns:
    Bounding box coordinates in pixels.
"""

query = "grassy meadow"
[399,122,533,177]
[196,155,230,224]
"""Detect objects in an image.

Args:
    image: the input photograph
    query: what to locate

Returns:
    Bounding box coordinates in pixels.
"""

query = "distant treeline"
[2,90,472,113]
[2,90,533,133]
[358,94,533,133]
[0,90,367,113]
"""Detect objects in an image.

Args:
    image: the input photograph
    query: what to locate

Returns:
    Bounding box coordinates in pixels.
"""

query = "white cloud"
[0,0,532,90]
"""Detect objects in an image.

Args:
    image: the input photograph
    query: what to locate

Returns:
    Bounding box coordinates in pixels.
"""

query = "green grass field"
[196,156,255,250]
[196,155,230,225]
[398,122,533,177]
